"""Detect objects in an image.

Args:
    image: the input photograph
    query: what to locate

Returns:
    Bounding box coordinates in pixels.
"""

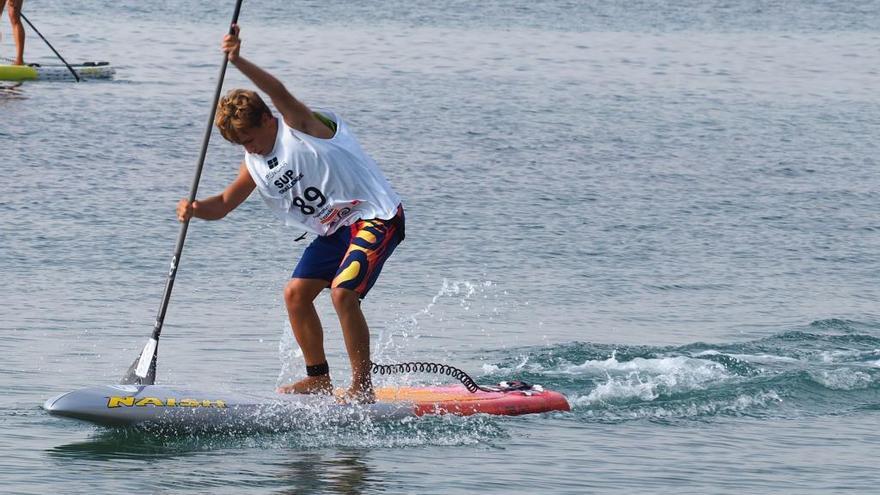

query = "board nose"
[43,391,77,415]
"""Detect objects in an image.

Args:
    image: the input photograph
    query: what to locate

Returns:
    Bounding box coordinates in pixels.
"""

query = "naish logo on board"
[106,396,227,409]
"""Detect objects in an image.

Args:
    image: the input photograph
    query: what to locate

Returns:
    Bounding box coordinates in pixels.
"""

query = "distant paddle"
[18,13,80,82]
[121,0,245,385]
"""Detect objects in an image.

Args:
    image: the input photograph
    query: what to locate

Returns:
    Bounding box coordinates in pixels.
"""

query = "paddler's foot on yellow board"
[336,383,376,405]
[276,375,333,395]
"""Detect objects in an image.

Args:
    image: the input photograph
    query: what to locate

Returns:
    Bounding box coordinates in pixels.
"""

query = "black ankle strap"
[306,361,329,377]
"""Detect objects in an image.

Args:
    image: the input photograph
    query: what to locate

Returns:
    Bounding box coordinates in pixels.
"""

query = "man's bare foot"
[337,383,376,404]
[277,375,332,395]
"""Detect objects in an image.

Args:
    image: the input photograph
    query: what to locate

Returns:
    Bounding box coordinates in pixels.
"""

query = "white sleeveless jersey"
[243,110,400,236]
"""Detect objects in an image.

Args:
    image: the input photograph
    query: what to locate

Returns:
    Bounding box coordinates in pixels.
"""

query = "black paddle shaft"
[121,0,244,385]
[18,13,80,82]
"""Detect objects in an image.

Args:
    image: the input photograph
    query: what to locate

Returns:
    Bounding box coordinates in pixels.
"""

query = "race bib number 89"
[292,186,326,215]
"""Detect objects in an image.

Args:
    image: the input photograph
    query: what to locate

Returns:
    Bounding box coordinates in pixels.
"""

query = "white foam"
[482,363,501,373]
[809,369,874,390]
[570,354,731,404]
[717,352,800,364]
[566,354,726,376]
[696,350,800,364]
[818,350,868,363]
[575,391,782,419]
[583,374,660,402]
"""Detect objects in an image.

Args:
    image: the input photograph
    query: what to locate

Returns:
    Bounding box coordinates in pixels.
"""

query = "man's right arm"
[222,25,334,139]
[177,162,256,222]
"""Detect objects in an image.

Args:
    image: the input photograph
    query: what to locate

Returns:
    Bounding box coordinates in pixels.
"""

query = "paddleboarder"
[0,0,25,65]
[177,25,404,404]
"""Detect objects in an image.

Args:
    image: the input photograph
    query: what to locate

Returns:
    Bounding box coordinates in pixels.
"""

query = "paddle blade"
[120,338,157,385]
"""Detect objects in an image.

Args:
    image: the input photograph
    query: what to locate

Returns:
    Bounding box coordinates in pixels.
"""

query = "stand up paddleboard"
[44,382,570,430]
[0,61,115,81]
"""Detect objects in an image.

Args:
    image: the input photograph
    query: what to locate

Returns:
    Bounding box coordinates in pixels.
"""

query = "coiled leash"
[369,361,538,394]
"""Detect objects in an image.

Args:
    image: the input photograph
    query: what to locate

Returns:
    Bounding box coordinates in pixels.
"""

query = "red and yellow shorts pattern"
[292,205,404,298]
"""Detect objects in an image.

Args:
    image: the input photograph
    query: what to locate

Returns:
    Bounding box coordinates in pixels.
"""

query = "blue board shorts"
[292,205,405,298]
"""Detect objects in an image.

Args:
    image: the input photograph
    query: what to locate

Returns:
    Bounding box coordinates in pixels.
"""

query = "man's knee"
[330,287,360,311]
[284,280,318,312]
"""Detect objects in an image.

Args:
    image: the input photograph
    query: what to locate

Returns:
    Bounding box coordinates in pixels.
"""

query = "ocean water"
[2,1,879,493]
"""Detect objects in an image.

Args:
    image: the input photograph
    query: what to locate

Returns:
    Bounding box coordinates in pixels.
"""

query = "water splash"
[276,322,302,389]
[375,278,503,365]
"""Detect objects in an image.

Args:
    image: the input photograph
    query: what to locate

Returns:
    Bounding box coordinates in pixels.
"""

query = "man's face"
[238,115,276,156]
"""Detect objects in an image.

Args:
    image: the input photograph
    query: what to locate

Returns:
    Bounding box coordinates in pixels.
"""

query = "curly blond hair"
[215,89,272,144]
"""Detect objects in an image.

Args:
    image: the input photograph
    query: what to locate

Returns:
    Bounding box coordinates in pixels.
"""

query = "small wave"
[818,349,879,364]
[807,369,876,390]
[570,355,731,404]
[481,363,501,373]
[577,391,782,421]
[474,325,880,422]
[765,330,880,348]
[580,354,723,377]
[696,350,795,362]
[807,318,878,333]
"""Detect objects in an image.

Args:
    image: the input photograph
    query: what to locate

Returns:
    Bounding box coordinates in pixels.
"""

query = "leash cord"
[369,361,493,393]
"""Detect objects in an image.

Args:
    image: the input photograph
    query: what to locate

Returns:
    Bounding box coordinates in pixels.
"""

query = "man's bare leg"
[7,0,24,65]
[277,278,333,394]
[331,287,375,403]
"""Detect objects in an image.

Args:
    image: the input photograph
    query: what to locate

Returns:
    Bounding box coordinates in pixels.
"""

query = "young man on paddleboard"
[176,25,404,404]
[0,0,25,65]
